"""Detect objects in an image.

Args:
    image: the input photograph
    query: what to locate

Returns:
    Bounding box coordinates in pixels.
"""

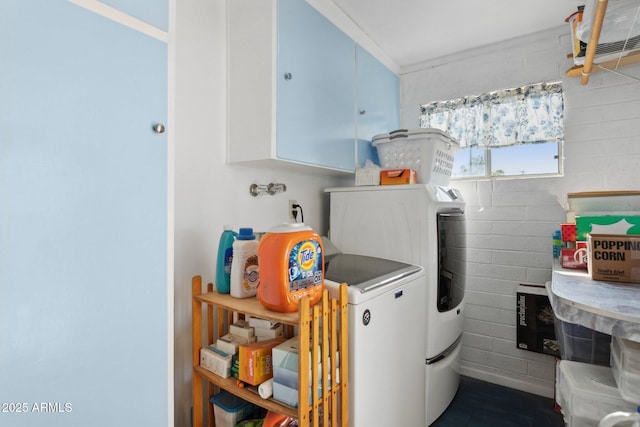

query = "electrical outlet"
[288,199,298,222]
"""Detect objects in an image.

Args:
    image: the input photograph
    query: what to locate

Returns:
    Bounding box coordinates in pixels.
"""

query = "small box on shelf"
[576,215,640,241]
[230,320,255,339]
[380,169,416,185]
[588,234,640,284]
[217,333,257,355]
[200,346,233,378]
[238,337,287,386]
[254,323,284,340]
[247,316,280,330]
[561,223,577,242]
[560,242,587,270]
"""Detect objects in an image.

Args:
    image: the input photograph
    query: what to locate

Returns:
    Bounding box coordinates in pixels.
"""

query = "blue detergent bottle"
[216,225,237,293]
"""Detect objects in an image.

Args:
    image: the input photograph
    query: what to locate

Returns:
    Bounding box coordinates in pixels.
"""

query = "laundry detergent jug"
[257,223,324,313]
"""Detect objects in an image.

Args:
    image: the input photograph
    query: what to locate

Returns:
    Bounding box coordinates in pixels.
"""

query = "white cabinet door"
[0,2,168,426]
[355,45,399,168]
[276,0,356,171]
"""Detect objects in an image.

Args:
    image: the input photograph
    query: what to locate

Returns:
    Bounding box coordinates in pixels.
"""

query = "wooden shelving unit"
[566,0,640,85]
[192,275,349,427]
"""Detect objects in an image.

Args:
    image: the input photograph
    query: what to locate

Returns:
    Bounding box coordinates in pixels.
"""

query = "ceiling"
[331,0,583,68]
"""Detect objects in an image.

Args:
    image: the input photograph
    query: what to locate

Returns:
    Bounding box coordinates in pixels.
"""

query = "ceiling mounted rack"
[566,0,640,85]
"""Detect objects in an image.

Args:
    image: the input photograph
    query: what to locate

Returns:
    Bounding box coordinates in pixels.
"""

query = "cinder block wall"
[400,26,640,397]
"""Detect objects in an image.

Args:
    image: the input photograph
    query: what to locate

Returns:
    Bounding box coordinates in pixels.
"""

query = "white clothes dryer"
[326,184,467,426]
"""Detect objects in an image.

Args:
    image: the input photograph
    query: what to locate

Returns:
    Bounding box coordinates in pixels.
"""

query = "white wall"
[173,1,350,425]
[400,26,640,397]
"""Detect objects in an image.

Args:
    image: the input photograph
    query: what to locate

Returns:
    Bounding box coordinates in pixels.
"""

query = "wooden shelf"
[191,275,349,427]
[193,366,298,419]
[194,292,299,326]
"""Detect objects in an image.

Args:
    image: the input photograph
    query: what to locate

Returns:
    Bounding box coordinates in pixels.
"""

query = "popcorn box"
[588,234,640,284]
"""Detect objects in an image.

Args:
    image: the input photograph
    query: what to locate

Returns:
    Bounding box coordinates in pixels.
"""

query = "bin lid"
[558,360,635,415]
[371,128,458,146]
[210,390,252,412]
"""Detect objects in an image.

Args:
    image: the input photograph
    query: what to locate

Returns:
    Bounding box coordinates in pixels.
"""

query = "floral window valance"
[419,81,564,149]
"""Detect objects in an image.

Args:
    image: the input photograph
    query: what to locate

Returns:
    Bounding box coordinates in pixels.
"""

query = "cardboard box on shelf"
[237,337,286,386]
[561,242,588,270]
[567,191,640,214]
[576,215,640,241]
[588,234,640,284]
[380,169,416,185]
[216,333,256,355]
[247,316,279,330]
[254,323,284,340]
[200,346,233,378]
[229,320,254,339]
[561,223,577,242]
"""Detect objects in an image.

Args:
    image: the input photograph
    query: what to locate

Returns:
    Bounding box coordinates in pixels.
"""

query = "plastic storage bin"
[554,317,611,366]
[210,391,261,427]
[372,128,459,186]
[611,336,640,376]
[611,336,640,402]
[556,360,637,427]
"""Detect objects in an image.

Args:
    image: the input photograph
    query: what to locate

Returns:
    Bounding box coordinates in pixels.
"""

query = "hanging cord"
[292,203,304,223]
[594,63,640,82]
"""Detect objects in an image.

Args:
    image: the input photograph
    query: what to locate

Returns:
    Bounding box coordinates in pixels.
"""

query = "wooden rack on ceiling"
[566,0,640,85]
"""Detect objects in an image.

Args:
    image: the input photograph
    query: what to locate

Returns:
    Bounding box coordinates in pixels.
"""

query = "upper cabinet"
[276,0,356,171]
[227,0,399,173]
[355,45,399,168]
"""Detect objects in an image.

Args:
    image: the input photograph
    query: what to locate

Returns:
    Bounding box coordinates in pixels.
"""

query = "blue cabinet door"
[356,45,399,168]
[99,0,169,31]
[0,2,168,426]
[277,0,356,171]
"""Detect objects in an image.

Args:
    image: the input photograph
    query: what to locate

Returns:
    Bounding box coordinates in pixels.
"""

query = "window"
[420,81,564,178]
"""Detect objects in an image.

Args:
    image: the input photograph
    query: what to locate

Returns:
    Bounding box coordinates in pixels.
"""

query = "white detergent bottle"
[230,227,259,298]
[598,408,640,427]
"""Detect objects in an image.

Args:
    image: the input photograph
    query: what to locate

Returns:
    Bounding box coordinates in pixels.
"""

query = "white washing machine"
[323,253,427,427]
[326,184,467,426]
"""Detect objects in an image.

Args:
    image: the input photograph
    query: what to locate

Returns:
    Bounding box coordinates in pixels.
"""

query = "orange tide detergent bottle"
[257,223,324,313]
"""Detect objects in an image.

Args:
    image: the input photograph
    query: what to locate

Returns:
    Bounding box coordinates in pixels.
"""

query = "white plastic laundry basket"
[372,128,459,186]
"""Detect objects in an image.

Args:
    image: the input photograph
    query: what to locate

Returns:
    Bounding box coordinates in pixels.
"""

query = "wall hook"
[250,183,287,197]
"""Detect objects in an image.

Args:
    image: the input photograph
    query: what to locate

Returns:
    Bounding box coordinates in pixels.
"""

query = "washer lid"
[324,253,421,293]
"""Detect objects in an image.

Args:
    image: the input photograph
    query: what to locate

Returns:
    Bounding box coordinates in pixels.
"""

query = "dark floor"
[431,376,565,427]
